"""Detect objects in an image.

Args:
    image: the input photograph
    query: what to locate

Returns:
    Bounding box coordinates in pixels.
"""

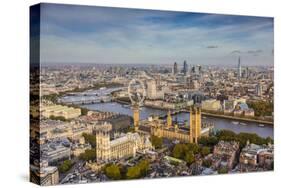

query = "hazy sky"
[39,3,274,66]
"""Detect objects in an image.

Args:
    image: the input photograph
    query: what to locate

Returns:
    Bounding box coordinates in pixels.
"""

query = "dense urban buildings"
[30,60,274,185]
[30,3,274,186]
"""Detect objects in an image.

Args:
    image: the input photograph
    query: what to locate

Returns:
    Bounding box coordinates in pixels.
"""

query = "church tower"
[189,106,201,143]
[167,110,172,128]
[95,122,112,163]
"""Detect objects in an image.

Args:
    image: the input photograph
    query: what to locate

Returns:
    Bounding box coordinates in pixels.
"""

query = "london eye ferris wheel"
[128,79,146,106]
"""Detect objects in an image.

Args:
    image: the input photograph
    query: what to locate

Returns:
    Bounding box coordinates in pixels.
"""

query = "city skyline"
[30,3,274,185]
[39,3,274,66]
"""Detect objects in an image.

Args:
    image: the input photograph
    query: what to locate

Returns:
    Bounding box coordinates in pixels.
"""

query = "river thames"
[81,102,273,138]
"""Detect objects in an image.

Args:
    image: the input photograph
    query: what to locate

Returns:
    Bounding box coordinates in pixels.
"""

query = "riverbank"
[42,82,124,103]
[81,102,273,138]
[201,112,273,126]
[114,98,273,126]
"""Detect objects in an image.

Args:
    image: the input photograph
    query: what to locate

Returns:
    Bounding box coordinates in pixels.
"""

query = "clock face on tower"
[128,78,146,106]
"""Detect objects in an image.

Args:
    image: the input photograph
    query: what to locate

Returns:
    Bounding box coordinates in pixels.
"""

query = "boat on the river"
[232,121,239,125]
[259,124,265,127]
[240,122,247,126]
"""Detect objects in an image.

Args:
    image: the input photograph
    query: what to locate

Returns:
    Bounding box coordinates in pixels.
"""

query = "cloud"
[39,3,274,66]
[247,50,263,56]
[231,50,241,54]
[231,49,264,54]
[247,50,263,54]
[206,45,218,49]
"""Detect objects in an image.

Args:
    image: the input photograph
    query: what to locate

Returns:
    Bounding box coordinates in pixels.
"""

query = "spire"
[174,123,178,130]
[167,109,172,128]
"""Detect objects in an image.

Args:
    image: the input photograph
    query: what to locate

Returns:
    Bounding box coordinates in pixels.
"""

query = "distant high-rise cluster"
[173,60,190,76]
[244,66,249,79]
[238,57,242,80]
[183,60,188,75]
[173,62,178,75]
[256,83,263,96]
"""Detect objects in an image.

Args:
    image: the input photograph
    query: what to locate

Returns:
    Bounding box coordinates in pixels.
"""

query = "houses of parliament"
[95,100,211,163]
[137,105,210,144]
[95,122,152,163]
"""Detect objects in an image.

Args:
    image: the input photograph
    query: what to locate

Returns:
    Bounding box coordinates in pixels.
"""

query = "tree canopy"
[79,149,96,162]
[49,115,67,122]
[105,164,121,180]
[248,100,273,117]
[82,133,96,147]
[184,152,195,166]
[198,136,219,147]
[151,135,163,149]
[58,160,73,173]
[126,166,141,179]
[216,130,273,148]
[218,167,228,174]
[200,146,211,157]
[126,159,150,179]
[202,159,212,168]
[172,143,200,166]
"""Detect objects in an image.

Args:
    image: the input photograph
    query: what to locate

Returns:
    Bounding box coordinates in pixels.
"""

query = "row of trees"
[248,100,273,117]
[198,130,273,149]
[198,136,219,147]
[215,130,273,148]
[42,93,60,103]
[49,115,67,122]
[126,159,150,179]
[104,159,150,180]
[58,160,73,173]
[172,143,211,166]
